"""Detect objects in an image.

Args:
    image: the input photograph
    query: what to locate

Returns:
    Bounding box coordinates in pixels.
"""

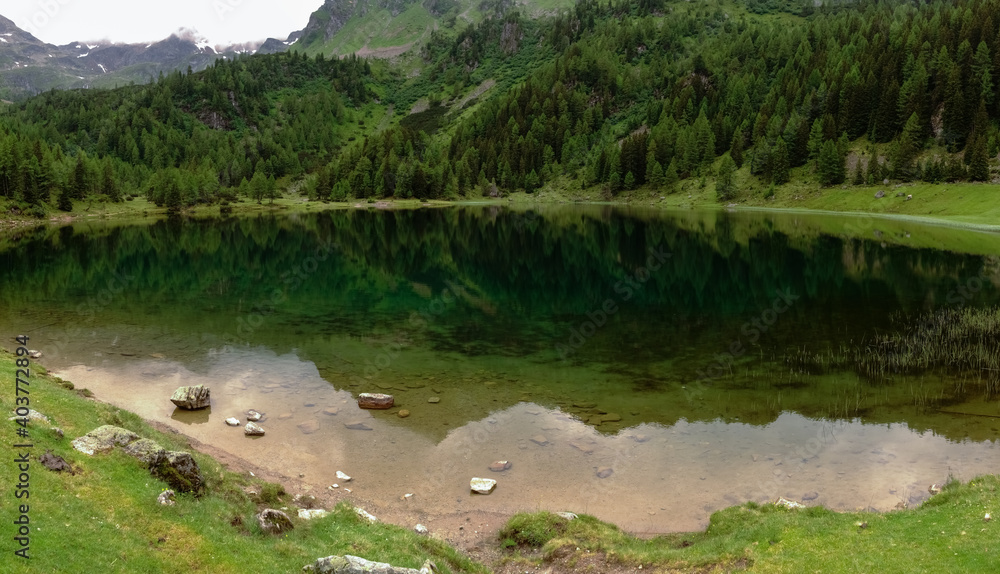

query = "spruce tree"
[771,138,790,185]
[716,155,737,200]
[966,135,990,181]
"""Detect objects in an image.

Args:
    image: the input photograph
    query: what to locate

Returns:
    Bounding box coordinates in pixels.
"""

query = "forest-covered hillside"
[3,0,1000,216]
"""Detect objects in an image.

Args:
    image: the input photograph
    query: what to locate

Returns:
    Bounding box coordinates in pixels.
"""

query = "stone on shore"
[157,490,176,506]
[336,470,352,482]
[414,524,429,535]
[489,460,512,472]
[556,512,578,521]
[257,509,294,535]
[470,477,497,494]
[298,509,329,520]
[304,555,436,574]
[245,422,265,436]
[354,507,378,523]
[170,385,211,410]
[71,425,139,455]
[358,393,394,409]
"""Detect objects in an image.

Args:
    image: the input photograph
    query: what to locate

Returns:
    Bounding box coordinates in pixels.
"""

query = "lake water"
[2,205,999,533]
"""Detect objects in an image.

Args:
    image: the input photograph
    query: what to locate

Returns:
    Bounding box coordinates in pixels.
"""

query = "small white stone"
[225,417,240,426]
[354,507,377,523]
[336,471,352,482]
[297,509,328,520]
[414,524,429,535]
[470,477,497,494]
[404,493,414,499]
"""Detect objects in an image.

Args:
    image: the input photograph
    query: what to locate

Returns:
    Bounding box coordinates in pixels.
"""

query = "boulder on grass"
[170,385,211,410]
[257,509,294,535]
[357,393,394,409]
[71,425,139,455]
[304,555,436,574]
[122,438,167,466]
[151,451,205,495]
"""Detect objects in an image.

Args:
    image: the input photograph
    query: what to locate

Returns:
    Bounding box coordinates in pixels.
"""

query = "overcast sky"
[5,0,322,46]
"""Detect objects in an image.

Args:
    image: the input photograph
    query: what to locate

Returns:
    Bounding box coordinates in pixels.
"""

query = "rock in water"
[257,509,294,535]
[298,419,320,434]
[246,410,263,421]
[225,417,240,426]
[170,385,211,410]
[596,467,614,479]
[71,425,139,455]
[244,422,265,436]
[152,451,205,494]
[530,435,549,446]
[470,477,497,494]
[397,409,411,418]
[357,393,394,409]
[489,460,512,472]
[344,421,372,431]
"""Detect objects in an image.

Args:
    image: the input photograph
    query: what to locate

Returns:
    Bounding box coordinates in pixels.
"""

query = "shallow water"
[3,205,999,532]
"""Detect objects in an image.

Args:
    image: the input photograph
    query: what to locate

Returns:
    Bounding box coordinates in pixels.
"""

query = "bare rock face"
[170,385,211,410]
[71,425,139,455]
[357,393,394,409]
[257,509,294,535]
[152,451,205,495]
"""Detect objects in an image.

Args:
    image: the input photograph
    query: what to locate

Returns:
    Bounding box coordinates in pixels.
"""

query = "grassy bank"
[500,484,998,573]
[0,348,485,574]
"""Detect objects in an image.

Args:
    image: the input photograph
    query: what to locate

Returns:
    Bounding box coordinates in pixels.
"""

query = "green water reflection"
[2,206,998,442]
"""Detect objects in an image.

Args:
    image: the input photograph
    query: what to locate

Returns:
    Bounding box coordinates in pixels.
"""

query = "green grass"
[0,349,486,573]
[499,483,998,573]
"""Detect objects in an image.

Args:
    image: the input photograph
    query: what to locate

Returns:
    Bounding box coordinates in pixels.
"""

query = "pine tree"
[730,128,745,168]
[716,155,737,200]
[771,138,790,185]
[817,140,845,186]
[807,119,824,165]
[663,158,679,190]
[966,135,990,181]
[648,160,664,188]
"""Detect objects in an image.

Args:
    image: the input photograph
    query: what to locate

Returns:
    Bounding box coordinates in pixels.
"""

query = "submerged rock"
[470,477,497,494]
[596,467,614,479]
[427,397,441,404]
[298,419,320,434]
[170,385,211,410]
[257,509,294,535]
[71,425,139,455]
[358,393,394,409]
[530,435,549,446]
[344,421,372,431]
[246,410,263,422]
[397,409,411,418]
[489,460,512,472]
